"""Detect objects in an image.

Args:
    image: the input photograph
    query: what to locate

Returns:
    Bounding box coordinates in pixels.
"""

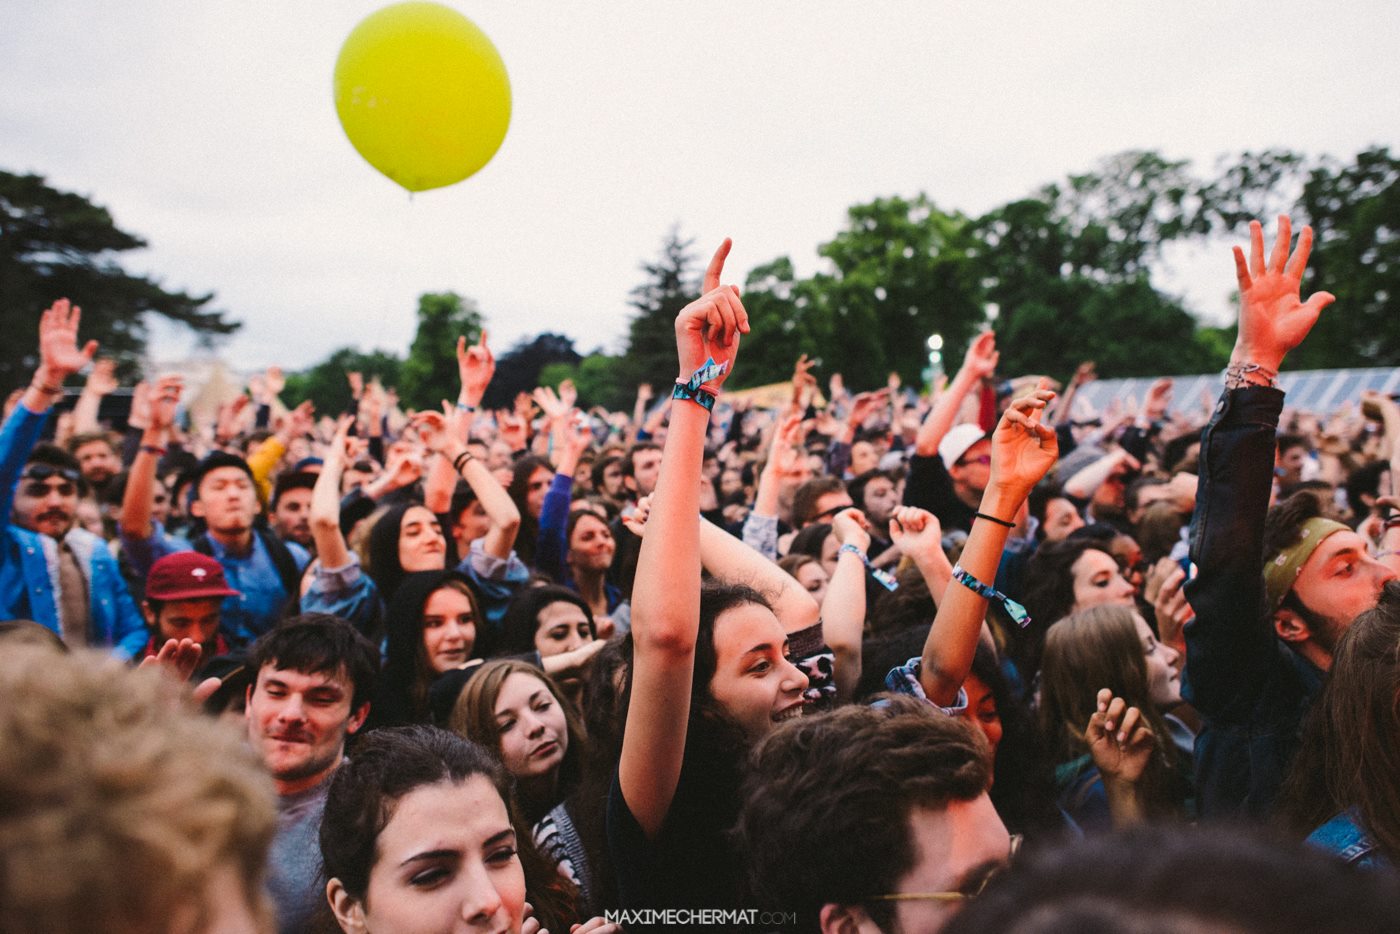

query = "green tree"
[283,347,402,414]
[539,353,631,410]
[0,171,239,387]
[1203,147,1400,368]
[621,228,696,392]
[726,257,824,389]
[398,292,484,410]
[808,195,985,387]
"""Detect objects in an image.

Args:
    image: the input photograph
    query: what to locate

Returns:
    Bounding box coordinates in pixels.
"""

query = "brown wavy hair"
[1039,604,1182,818]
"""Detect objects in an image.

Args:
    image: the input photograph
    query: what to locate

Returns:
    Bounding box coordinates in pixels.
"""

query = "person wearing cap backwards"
[1185,216,1400,822]
[120,377,310,646]
[903,330,1001,534]
[0,300,146,658]
[139,551,240,665]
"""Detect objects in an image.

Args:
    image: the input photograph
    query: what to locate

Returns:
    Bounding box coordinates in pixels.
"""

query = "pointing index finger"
[704,238,733,294]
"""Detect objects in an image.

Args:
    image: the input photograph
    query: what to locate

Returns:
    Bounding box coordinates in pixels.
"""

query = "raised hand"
[37,298,98,383]
[128,380,153,431]
[409,409,455,454]
[620,494,653,539]
[961,330,999,381]
[533,385,569,422]
[1143,377,1173,421]
[497,410,528,451]
[1086,689,1156,786]
[149,375,185,434]
[137,637,203,683]
[847,389,891,428]
[279,400,315,441]
[987,381,1058,501]
[830,507,872,552]
[766,412,808,480]
[674,238,748,390]
[265,365,286,398]
[1232,215,1335,372]
[85,358,118,397]
[456,331,495,406]
[888,506,943,564]
[1072,361,1097,387]
[557,378,578,411]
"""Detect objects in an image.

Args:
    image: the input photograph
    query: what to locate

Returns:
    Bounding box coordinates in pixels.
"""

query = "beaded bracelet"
[1223,361,1280,391]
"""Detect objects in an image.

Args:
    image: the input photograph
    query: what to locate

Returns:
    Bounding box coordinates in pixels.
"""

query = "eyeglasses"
[22,465,80,484]
[865,834,1021,904]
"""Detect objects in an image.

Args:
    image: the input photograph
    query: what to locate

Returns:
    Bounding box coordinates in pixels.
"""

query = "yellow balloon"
[334,2,511,192]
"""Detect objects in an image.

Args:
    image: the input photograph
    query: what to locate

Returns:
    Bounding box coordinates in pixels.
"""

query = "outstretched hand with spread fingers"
[1232,215,1335,372]
[38,298,98,382]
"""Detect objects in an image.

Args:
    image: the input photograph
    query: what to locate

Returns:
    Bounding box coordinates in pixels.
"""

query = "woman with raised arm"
[882,384,1059,712]
[607,240,810,920]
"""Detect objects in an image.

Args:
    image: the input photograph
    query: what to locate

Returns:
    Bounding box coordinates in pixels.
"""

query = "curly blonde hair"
[0,646,277,934]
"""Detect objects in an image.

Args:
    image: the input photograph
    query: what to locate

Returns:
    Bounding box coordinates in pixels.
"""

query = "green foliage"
[620,229,696,392]
[0,170,239,387]
[539,353,631,410]
[282,347,402,414]
[398,292,483,410]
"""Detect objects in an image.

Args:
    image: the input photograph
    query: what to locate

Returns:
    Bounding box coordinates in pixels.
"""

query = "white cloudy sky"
[4,1,1396,373]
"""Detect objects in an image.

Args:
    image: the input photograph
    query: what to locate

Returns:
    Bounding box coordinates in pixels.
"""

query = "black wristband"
[452,450,474,474]
[974,511,1015,529]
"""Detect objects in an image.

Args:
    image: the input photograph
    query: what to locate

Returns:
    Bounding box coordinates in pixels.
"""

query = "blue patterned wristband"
[951,564,1031,628]
[839,543,899,592]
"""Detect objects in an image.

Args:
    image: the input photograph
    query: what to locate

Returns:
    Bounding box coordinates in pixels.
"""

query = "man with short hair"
[1185,216,1399,820]
[66,431,122,492]
[0,300,145,657]
[791,476,853,529]
[622,441,663,503]
[270,471,317,551]
[245,614,377,934]
[121,377,310,645]
[139,551,239,664]
[740,698,1010,934]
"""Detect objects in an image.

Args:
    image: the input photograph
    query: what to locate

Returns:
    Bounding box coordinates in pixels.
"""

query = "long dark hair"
[508,456,553,567]
[1280,581,1400,859]
[318,725,576,933]
[499,585,596,657]
[366,502,426,602]
[369,570,489,731]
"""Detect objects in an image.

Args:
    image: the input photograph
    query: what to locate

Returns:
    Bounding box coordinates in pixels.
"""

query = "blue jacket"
[0,405,146,658]
[1184,386,1322,820]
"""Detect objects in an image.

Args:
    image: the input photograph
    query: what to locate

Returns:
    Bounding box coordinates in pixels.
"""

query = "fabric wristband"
[951,563,1031,628]
[839,543,899,592]
[671,357,728,412]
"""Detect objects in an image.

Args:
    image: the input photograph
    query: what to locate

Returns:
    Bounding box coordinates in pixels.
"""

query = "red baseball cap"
[145,552,241,601]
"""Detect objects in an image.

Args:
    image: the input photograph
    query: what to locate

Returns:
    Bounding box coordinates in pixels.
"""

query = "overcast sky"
[4,1,1396,374]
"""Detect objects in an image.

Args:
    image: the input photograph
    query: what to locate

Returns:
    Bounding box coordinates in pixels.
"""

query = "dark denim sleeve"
[536,473,573,579]
[1182,386,1283,720]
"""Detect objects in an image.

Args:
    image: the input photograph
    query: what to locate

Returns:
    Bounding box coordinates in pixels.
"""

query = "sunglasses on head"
[22,465,80,484]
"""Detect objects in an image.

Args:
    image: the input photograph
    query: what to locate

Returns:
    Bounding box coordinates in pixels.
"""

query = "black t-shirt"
[903,453,977,533]
[606,751,743,931]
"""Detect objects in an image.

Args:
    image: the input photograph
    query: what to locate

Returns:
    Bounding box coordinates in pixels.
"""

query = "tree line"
[2,145,1395,411]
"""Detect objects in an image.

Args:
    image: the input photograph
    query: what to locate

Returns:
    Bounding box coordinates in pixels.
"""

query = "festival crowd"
[4,217,1400,933]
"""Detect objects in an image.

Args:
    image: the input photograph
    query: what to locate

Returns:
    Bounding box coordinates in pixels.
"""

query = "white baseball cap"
[939,423,989,470]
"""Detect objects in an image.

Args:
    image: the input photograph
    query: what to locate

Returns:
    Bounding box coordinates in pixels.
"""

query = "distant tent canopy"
[1074,367,1400,418]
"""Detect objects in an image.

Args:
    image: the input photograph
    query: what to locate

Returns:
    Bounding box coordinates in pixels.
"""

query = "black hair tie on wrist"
[452,450,473,473]
[974,511,1015,528]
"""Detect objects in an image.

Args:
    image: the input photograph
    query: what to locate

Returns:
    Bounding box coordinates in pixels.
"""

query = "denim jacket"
[1308,810,1392,870]
[1184,386,1322,820]
[0,405,146,658]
